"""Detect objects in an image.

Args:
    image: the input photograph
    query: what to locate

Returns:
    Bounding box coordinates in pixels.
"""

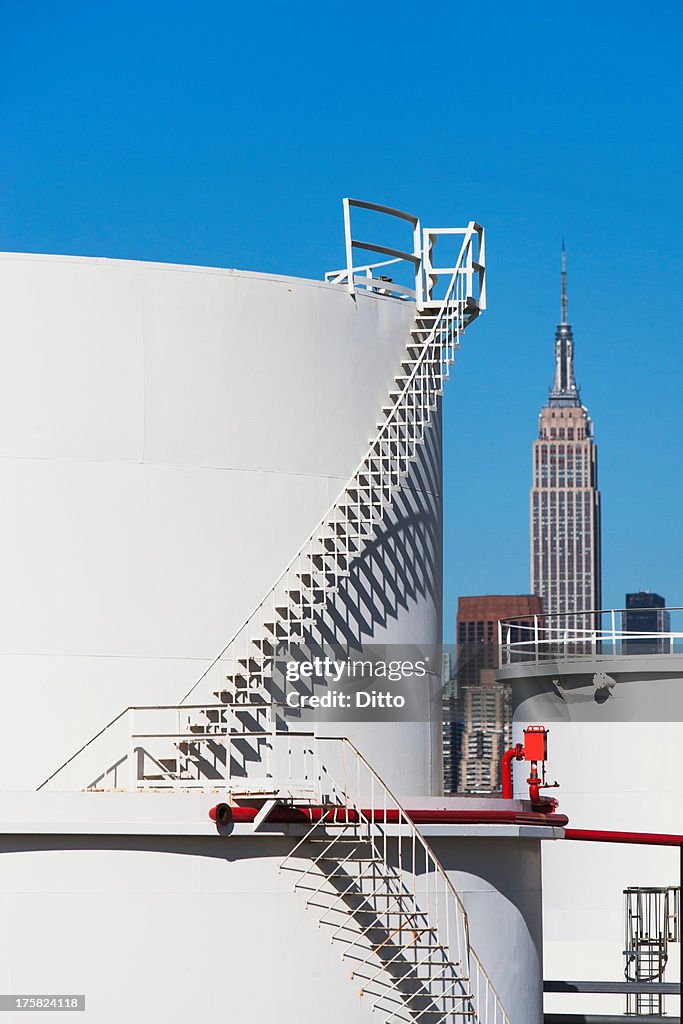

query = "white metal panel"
[0,255,144,462]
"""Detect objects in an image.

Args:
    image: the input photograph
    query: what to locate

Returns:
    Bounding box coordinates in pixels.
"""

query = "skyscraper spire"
[549,243,579,405]
[531,247,601,636]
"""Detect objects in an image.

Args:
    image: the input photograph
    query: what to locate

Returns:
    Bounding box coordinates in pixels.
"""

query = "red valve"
[522,725,547,762]
[501,725,559,811]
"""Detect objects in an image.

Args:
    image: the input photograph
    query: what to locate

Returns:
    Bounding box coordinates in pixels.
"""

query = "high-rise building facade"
[623,591,671,654]
[444,594,543,793]
[530,248,601,631]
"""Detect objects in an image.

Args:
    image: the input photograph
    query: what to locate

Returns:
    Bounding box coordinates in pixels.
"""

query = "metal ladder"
[624,886,681,1016]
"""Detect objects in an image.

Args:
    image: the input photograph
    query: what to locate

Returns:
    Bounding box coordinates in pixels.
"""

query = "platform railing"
[339,198,423,301]
[325,198,486,308]
[39,703,279,792]
[498,607,683,665]
[324,256,417,300]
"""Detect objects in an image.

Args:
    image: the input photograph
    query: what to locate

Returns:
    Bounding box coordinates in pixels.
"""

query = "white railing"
[326,198,486,309]
[39,705,133,792]
[325,257,418,300]
[39,703,278,792]
[325,195,421,299]
[498,607,683,665]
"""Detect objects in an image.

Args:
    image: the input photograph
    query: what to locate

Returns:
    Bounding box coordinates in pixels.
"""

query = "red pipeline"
[565,829,683,847]
[209,803,568,828]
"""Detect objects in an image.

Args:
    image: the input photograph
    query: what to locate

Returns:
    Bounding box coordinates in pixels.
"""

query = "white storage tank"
[0,251,440,795]
[499,634,683,1019]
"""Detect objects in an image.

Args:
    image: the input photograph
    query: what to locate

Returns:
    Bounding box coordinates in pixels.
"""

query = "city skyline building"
[530,247,602,631]
[444,594,544,794]
[623,591,671,654]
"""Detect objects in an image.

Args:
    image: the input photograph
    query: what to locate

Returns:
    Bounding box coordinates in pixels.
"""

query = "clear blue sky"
[2,1,682,640]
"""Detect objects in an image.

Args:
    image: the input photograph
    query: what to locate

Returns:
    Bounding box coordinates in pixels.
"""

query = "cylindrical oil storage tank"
[499,646,683,1018]
[0,252,441,796]
[0,239,551,1024]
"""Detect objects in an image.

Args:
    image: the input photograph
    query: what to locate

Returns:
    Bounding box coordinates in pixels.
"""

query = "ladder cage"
[624,885,681,1018]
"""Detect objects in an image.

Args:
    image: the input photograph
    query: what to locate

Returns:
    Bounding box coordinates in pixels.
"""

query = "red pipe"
[210,811,683,845]
[209,803,359,825]
[565,829,683,847]
[380,809,568,827]
[209,803,568,828]
[501,744,523,799]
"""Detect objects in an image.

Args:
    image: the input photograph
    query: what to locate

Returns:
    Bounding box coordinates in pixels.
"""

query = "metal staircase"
[176,200,485,729]
[40,200,485,790]
[279,736,508,1024]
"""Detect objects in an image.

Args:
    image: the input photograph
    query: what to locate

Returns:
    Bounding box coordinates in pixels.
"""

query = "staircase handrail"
[312,734,511,1024]
[37,702,276,790]
[38,705,132,791]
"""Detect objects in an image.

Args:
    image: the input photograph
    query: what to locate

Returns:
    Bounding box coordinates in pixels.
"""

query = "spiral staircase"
[39,202,508,1024]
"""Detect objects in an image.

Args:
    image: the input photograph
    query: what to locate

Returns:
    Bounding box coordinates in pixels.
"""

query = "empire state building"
[530,248,601,628]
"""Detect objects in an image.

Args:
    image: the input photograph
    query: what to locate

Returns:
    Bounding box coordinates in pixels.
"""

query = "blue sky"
[2,1,682,639]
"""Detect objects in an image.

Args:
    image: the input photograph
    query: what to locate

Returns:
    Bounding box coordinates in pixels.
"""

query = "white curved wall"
[431,835,544,1024]
[0,253,441,793]
[0,835,385,1024]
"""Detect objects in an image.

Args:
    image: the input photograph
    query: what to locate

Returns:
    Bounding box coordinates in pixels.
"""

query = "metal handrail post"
[343,197,354,295]
[413,218,423,306]
[128,708,136,792]
[534,614,539,661]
